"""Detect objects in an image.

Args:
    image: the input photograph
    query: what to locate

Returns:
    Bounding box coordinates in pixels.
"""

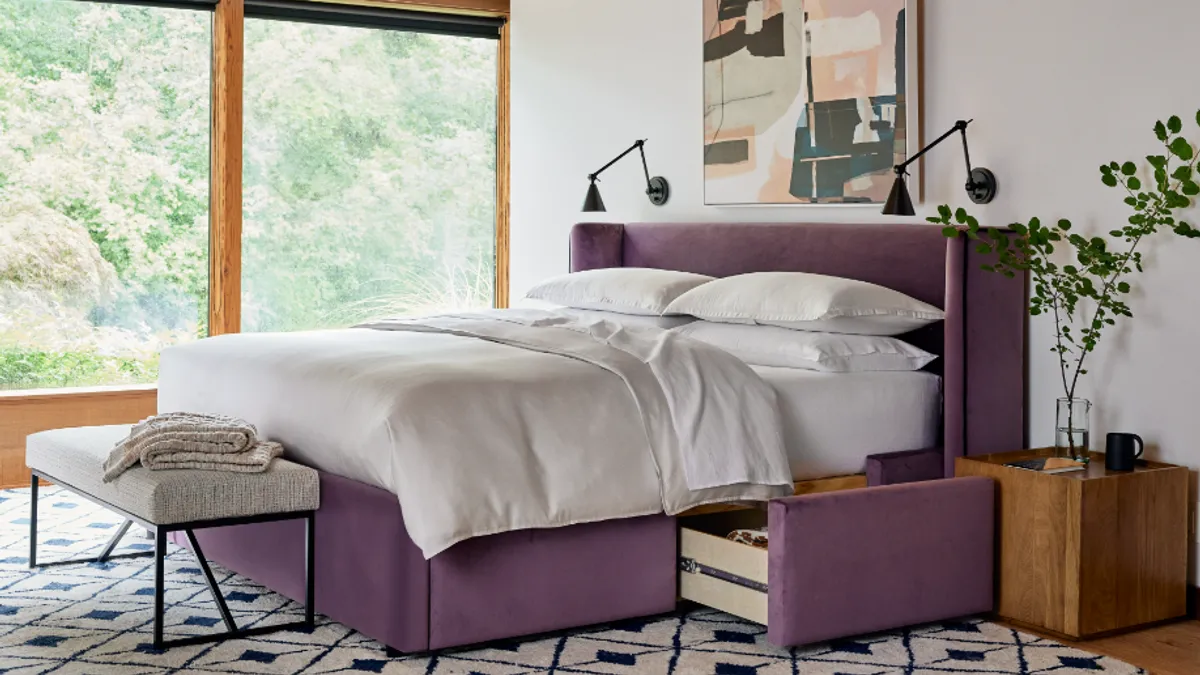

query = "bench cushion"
[27,425,319,526]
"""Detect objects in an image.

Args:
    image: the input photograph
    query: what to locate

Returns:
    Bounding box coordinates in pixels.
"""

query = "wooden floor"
[1000,619,1200,675]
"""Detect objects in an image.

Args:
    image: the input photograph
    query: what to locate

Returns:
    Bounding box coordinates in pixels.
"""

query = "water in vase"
[1055,397,1092,463]
[1055,426,1089,462]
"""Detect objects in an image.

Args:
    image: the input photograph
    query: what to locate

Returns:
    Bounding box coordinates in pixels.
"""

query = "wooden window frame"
[209,0,245,336]
[0,0,510,487]
[210,0,510,332]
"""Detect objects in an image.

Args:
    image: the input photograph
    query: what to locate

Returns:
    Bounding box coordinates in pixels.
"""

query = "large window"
[0,0,507,393]
[0,0,211,390]
[241,19,498,332]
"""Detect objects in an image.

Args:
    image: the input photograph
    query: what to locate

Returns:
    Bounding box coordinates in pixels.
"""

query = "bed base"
[185,458,957,653]
[180,471,676,653]
[188,466,993,653]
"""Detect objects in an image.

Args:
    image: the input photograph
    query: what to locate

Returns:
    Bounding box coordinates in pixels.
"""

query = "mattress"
[752,366,942,481]
[158,321,792,557]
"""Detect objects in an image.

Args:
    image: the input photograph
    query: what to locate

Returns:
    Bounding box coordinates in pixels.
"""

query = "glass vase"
[1055,397,1092,464]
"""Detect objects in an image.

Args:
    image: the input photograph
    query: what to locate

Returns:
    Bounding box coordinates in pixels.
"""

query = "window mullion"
[209,0,245,336]
[495,20,510,308]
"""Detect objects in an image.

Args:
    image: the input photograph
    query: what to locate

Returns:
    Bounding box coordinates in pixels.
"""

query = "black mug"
[1105,432,1144,471]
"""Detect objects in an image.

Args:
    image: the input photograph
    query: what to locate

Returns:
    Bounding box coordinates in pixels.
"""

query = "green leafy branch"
[928,111,1200,408]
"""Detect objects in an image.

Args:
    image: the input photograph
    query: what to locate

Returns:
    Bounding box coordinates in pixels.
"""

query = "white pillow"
[525,268,714,316]
[671,322,938,373]
[559,308,696,329]
[664,271,944,336]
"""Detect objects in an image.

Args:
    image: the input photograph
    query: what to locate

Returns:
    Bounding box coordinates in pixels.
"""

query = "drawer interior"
[679,509,770,625]
[680,508,768,537]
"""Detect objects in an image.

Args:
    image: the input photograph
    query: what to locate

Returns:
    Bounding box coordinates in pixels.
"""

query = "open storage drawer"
[679,477,995,647]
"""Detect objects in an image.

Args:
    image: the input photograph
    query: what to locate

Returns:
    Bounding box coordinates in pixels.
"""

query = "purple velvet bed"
[183,222,1026,653]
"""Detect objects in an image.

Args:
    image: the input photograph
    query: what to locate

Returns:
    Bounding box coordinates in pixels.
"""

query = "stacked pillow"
[524,269,944,373]
[670,322,936,373]
[663,271,944,336]
[524,267,711,329]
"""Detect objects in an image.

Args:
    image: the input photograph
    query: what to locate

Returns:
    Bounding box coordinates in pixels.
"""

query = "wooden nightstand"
[956,449,1189,640]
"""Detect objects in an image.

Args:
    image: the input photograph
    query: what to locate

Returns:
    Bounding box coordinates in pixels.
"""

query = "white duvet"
[158,310,792,557]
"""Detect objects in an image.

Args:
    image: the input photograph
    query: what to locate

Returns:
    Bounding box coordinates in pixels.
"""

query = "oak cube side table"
[956,449,1189,639]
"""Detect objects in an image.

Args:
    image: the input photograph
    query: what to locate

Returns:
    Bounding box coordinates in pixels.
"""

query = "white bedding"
[753,366,942,481]
[158,311,792,558]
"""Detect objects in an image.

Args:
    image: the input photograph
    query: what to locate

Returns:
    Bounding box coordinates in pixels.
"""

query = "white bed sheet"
[158,317,792,557]
[751,366,942,481]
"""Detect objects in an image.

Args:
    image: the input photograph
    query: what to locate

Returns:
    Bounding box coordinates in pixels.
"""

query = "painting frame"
[703,0,922,207]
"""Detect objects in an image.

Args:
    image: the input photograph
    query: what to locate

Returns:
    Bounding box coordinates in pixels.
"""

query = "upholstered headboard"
[569,222,1027,476]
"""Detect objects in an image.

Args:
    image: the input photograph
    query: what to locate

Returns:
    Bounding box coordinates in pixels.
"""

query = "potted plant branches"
[931,112,1200,462]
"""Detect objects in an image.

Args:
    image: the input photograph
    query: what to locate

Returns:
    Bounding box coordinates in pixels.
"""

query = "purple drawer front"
[766,477,995,647]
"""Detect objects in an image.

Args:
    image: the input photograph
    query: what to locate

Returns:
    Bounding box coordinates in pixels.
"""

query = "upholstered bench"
[26,424,320,650]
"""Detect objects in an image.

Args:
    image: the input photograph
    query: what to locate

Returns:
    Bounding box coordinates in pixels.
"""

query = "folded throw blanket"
[102,412,283,482]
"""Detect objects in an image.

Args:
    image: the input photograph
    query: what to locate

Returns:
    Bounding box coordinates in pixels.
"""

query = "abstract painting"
[704,0,918,205]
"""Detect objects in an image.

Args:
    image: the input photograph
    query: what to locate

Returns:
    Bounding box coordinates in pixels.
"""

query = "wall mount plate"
[968,168,998,204]
[648,176,670,206]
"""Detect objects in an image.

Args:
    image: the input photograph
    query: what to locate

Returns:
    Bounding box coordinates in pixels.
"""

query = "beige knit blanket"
[102,412,283,482]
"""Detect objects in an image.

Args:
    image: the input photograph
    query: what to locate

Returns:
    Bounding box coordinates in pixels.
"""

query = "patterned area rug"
[0,486,1142,674]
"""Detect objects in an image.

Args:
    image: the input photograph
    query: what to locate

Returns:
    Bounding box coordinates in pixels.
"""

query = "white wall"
[512,0,1200,572]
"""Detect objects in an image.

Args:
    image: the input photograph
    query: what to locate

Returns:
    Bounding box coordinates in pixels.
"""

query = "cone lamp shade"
[882,174,916,216]
[582,181,607,213]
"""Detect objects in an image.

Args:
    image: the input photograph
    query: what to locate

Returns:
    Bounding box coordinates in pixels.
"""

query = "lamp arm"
[588,140,647,183]
[583,139,669,209]
[882,119,997,214]
[638,143,653,190]
[893,119,972,175]
[958,125,975,178]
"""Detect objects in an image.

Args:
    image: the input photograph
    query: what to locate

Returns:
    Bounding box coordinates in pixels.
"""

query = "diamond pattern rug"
[0,486,1142,674]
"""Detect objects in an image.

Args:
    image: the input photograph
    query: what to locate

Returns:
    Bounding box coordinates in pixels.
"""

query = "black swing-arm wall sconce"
[882,119,998,216]
[582,139,670,212]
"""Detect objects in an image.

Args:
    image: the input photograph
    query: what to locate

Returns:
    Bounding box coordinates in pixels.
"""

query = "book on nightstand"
[1003,457,1087,474]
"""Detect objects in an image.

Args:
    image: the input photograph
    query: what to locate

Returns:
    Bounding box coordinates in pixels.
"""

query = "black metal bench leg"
[153,528,166,651]
[152,521,315,650]
[28,475,38,569]
[28,472,153,571]
[184,529,238,633]
[29,516,151,570]
[96,520,134,563]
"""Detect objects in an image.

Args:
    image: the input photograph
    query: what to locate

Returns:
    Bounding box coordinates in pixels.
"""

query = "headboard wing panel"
[570,222,1026,476]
